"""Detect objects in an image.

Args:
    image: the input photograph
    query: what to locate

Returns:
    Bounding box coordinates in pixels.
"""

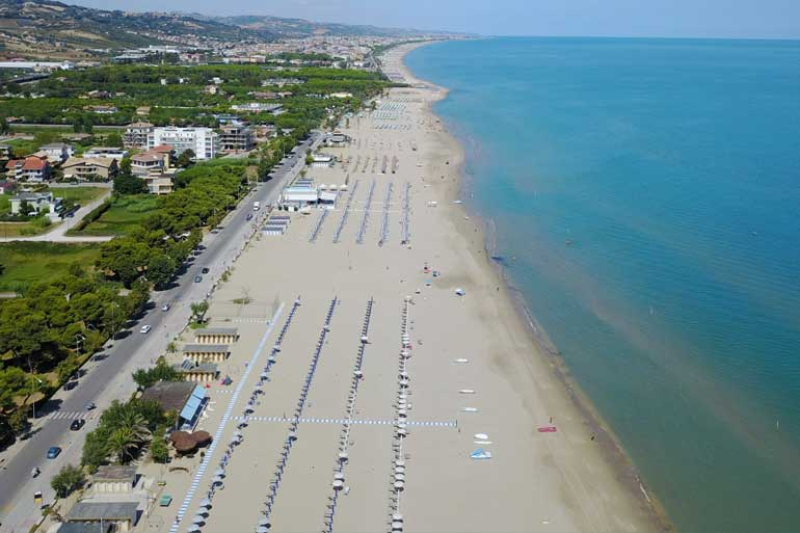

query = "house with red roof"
[5,157,52,182]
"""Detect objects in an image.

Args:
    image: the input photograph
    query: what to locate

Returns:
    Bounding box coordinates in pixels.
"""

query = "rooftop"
[65,501,139,522]
[195,328,239,337]
[183,344,230,353]
[93,465,137,483]
[140,381,195,412]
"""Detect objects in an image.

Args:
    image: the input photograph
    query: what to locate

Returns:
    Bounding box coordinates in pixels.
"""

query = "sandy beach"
[138,41,667,533]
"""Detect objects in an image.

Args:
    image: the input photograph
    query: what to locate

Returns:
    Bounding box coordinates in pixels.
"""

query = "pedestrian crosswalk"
[49,411,86,420]
[232,415,456,428]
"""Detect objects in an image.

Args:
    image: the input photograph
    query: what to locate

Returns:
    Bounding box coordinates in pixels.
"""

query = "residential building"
[130,151,167,177]
[84,146,129,160]
[86,105,118,114]
[146,176,174,195]
[40,143,75,163]
[10,191,62,218]
[0,143,11,159]
[231,102,283,114]
[62,157,118,181]
[123,122,154,149]
[219,124,255,153]
[5,157,51,182]
[147,127,219,160]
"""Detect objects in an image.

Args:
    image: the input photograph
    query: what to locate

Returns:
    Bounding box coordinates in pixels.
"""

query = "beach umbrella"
[214,468,225,478]
[392,513,403,522]
[199,498,211,508]
[256,527,269,533]
[212,475,223,485]
[258,517,271,527]
[196,507,209,517]
[193,430,212,447]
[187,526,201,533]
[191,515,205,525]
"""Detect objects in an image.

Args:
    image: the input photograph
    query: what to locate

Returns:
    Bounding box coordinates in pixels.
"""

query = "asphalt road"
[0,133,319,533]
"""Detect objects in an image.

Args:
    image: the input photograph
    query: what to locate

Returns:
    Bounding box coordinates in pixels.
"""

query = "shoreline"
[394,39,673,532]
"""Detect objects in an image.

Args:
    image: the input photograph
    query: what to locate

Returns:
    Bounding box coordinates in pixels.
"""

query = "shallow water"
[407,37,800,533]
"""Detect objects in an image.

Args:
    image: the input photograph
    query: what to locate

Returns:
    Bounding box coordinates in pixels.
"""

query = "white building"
[147,127,220,160]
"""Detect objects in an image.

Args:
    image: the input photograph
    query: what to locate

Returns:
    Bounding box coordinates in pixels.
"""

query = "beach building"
[63,502,139,532]
[175,360,219,383]
[0,61,73,71]
[182,344,231,363]
[219,125,256,153]
[325,131,350,146]
[91,465,137,494]
[62,157,118,181]
[56,522,112,533]
[141,382,207,429]
[124,122,154,149]
[147,127,219,160]
[311,153,335,168]
[194,327,239,344]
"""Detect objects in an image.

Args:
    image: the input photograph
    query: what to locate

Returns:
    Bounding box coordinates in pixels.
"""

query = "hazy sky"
[71,0,800,39]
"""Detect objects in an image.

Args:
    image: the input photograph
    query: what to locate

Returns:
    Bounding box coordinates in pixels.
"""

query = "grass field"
[68,194,157,236]
[0,242,101,291]
[48,186,108,206]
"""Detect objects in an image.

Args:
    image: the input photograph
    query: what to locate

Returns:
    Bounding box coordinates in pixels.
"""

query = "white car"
[139,325,152,334]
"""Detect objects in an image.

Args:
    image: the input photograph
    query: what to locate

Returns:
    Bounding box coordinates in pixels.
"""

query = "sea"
[406,37,800,533]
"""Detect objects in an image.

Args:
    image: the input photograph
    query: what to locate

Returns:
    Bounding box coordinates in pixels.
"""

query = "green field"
[69,194,158,236]
[0,242,101,291]
[48,186,108,206]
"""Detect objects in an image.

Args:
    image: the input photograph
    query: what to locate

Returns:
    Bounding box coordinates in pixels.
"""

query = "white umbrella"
[199,498,212,508]
[214,469,225,477]
[187,526,201,533]
[258,517,271,527]
[256,527,269,533]
[392,513,404,522]
[191,515,205,525]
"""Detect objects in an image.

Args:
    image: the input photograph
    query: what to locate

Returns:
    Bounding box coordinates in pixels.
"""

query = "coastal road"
[0,133,320,533]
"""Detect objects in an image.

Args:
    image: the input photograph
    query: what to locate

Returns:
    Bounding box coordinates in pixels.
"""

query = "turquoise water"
[406,38,800,533]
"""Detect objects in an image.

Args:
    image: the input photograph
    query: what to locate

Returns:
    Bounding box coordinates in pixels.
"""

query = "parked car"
[201,267,210,274]
[194,275,203,283]
[70,419,85,431]
[139,325,152,334]
[161,303,171,312]
[46,446,61,459]
[84,402,96,411]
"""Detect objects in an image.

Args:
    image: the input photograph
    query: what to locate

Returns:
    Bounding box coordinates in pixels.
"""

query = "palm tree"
[106,427,137,463]
[119,410,152,444]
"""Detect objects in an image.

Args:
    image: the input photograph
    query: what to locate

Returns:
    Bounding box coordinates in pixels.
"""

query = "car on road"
[246,213,253,221]
[70,419,85,431]
[194,275,203,283]
[46,446,61,459]
[139,325,152,334]
[85,402,96,411]
[201,267,210,274]
[161,303,171,312]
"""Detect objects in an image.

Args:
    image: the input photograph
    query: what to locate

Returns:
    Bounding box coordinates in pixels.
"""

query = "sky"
[70,0,800,39]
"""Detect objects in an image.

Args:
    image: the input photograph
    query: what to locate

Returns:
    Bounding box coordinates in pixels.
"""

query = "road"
[0,188,113,243]
[0,133,320,533]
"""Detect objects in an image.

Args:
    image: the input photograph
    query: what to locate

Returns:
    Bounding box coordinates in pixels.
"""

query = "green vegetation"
[69,195,158,237]
[51,464,86,498]
[81,399,170,471]
[0,242,101,292]
[1,64,389,133]
[132,357,182,390]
